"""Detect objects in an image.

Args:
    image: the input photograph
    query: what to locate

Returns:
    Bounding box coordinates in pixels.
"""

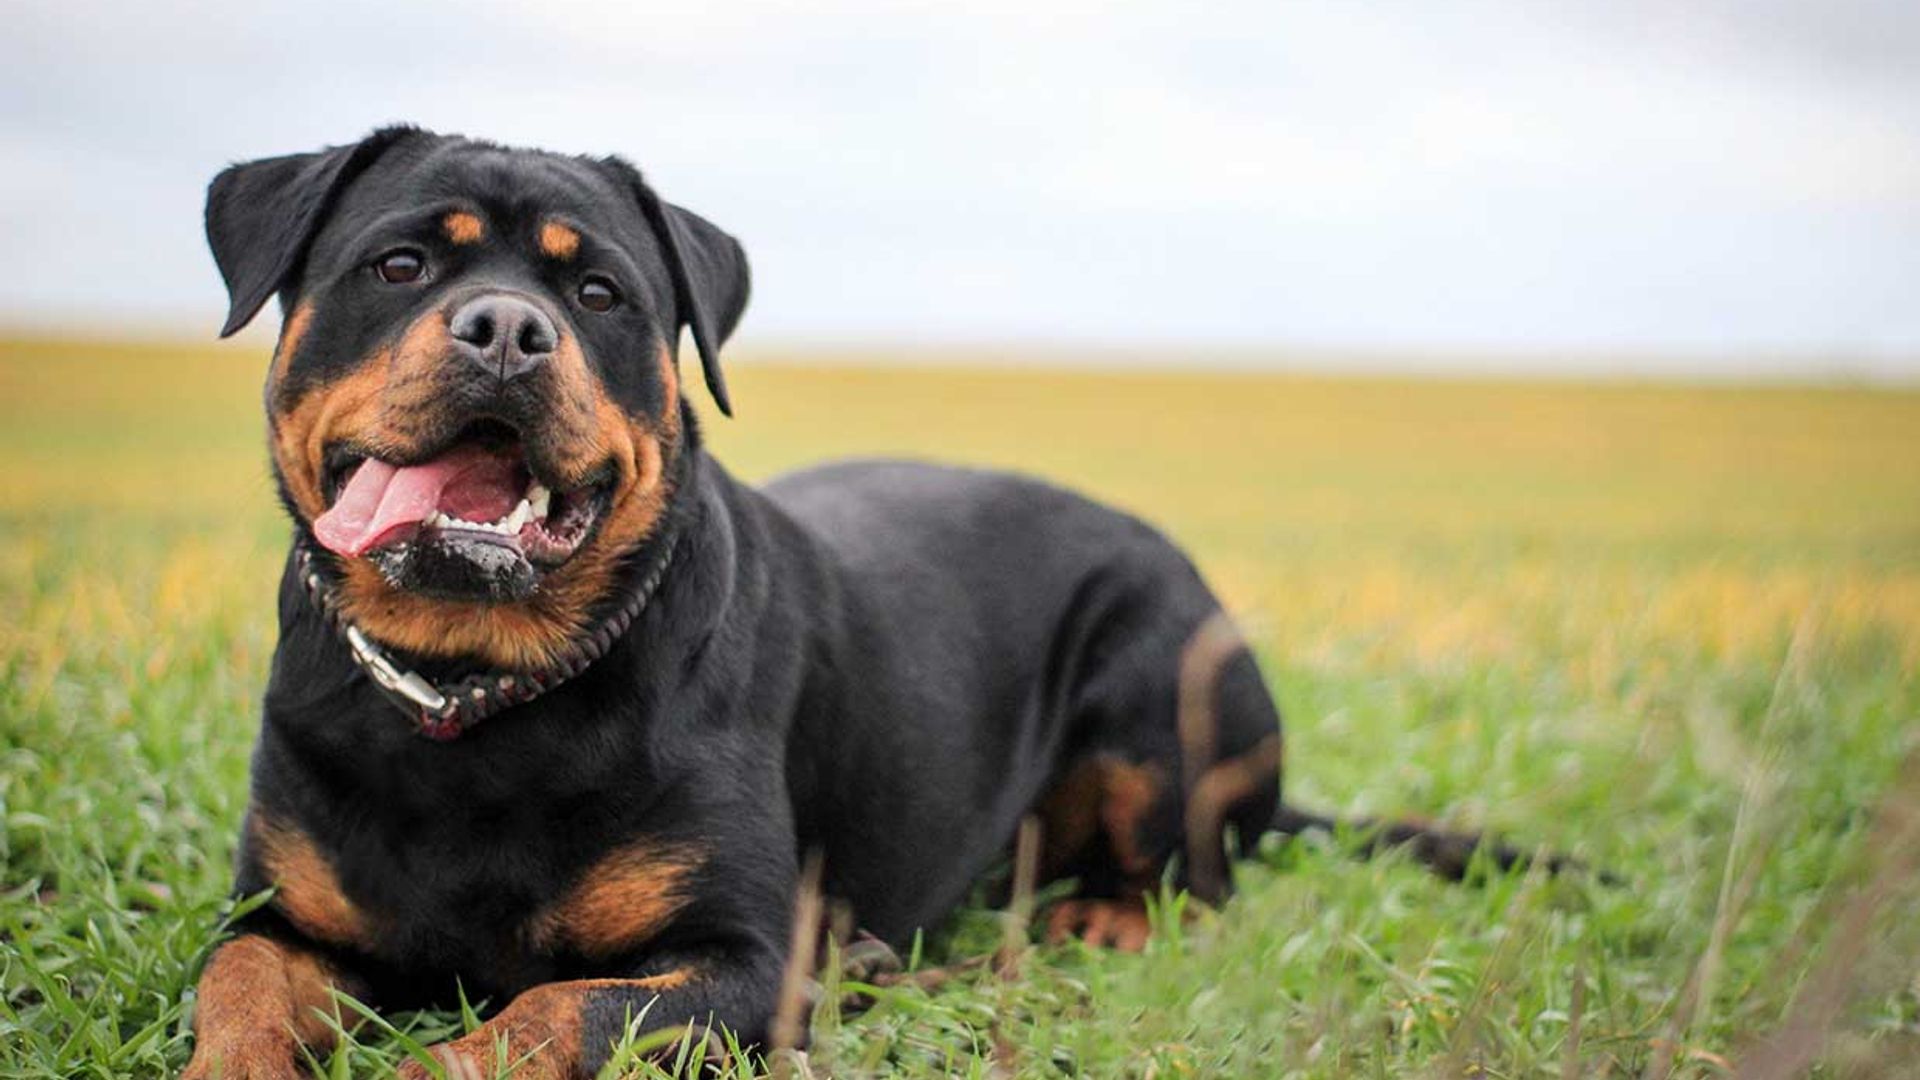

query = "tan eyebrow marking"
[538,221,581,260]
[442,211,485,244]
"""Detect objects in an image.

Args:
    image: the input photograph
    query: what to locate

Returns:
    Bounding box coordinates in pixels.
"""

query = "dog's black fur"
[185,128,1535,1079]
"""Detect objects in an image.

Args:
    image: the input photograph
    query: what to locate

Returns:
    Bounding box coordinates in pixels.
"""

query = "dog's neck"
[292,525,683,740]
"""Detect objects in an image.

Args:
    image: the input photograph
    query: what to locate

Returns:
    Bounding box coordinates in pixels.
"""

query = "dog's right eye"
[374,251,426,284]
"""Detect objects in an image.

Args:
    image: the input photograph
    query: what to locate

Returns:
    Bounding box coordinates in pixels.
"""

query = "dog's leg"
[182,933,362,1080]
[396,952,784,1079]
[1036,624,1285,951]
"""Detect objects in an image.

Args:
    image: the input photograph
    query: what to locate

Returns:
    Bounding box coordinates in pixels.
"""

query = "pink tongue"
[312,446,524,557]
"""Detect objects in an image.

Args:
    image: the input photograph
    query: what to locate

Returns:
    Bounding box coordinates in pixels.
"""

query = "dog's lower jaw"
[368,534,541,602]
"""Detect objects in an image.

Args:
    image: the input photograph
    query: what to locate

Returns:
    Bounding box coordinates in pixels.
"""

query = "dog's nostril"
[450,309,496,349]
[518,317,556,357]
[450,296,556,375]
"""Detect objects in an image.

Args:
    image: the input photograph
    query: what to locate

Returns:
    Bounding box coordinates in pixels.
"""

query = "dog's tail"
[1270,803,1601,882]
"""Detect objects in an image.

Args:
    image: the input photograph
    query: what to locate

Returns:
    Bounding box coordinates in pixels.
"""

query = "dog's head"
[207,127,748,669]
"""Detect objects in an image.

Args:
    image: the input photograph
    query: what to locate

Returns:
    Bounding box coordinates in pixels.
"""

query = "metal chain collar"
[292,535,678,740]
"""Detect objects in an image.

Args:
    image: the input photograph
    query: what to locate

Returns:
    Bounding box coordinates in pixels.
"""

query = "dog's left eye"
[374,251,426,284]
[578,276,621,313]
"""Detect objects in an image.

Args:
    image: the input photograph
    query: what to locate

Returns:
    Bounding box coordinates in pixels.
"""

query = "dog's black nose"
[448,295,558,381]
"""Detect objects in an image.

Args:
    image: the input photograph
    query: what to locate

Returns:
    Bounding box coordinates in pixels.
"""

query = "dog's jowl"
[181,127,1458,1078]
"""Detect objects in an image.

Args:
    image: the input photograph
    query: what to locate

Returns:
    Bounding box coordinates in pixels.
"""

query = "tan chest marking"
[253,818,375,950]
[525,840,703,960]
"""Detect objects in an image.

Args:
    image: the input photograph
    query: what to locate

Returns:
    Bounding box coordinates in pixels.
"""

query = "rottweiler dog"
[184,127,1542,1078]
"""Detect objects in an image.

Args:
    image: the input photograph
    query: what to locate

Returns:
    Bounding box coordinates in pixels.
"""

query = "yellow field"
[6,336,1917,704]
[3,335,1920,1075]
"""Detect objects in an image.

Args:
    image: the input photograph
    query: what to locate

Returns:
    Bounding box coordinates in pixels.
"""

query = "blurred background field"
[3,335,1918,1076]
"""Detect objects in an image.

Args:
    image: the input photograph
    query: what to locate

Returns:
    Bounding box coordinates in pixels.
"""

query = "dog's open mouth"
[311,430,610,600]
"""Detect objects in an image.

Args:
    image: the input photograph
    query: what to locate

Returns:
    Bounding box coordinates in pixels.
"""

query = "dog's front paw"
[397,1017,569,1080]
[1044,897,1155,951]
[180,1037,303,1080]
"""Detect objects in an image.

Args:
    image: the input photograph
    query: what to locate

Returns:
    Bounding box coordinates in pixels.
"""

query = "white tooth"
[505,498,532,533]
[529,485,552,521]
[425,511,450,528]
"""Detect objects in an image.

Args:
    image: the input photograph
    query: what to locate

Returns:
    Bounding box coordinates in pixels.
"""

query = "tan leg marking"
[1035,754,1164,879]
[395,973,692,1080]
[524,840,704,960]
[1183,733,1282,900]
[182,935,360,1079]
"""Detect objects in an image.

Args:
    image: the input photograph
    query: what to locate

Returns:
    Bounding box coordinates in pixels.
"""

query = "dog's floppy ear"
[205,126,417,338]
[607,159,750,417]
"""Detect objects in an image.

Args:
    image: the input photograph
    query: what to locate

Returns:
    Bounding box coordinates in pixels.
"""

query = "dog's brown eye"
[375,251,425,284]
[578,277,620,313]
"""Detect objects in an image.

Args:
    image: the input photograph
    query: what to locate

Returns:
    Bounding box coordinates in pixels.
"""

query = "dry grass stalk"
[1733,744,1920,1080]
[769,849,826,1078]
[997,816,1042,979]
[1562,964,1587,1080]
[1644,615,1816,1080]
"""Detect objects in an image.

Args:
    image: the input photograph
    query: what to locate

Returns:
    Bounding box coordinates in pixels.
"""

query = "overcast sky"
[4,0,1917,376]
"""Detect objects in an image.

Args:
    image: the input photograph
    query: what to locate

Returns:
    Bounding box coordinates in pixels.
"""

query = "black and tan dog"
[184,127,1543,1079]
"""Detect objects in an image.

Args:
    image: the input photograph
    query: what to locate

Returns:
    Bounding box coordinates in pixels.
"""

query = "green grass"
[3,336,1919,1077]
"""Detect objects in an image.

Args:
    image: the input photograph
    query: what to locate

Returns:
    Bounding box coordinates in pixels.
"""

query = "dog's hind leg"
[1033,609,1285,950]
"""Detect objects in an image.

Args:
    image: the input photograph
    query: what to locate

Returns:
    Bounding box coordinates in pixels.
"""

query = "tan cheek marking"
[539,334,610,479]
[538,221,580,260]
[658,343,680,414]
[269,311,451,522]
[443,211,484,244]
[270,353,392,522]
[270,301,316,386]
[253,819,375,950]
[525,841,703,959]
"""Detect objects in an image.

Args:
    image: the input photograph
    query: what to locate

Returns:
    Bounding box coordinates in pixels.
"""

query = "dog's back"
[763,458,1281,938]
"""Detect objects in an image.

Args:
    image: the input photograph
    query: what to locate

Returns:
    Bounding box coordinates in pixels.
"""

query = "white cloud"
[0,0,1915,373]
